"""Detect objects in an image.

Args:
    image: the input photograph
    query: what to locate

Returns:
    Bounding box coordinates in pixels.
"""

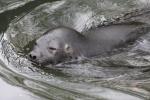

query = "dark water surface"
[0,0,150,100]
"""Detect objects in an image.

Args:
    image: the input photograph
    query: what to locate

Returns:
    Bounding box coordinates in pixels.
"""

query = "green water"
[0,0,150,100]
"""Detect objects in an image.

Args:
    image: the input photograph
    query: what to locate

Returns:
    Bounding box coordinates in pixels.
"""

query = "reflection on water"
[0,0,150,100]
[0,78,43,100]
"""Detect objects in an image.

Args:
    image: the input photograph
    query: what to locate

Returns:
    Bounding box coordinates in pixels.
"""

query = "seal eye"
[49,47,57,50]
[34,42,37,45]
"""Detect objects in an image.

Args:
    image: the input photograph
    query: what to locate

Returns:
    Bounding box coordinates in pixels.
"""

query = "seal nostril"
[29,54,36,60]
[29,54,32,59]
[32,55,36,60]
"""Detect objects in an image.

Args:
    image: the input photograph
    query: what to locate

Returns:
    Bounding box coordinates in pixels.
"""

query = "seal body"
[28,23,149,65]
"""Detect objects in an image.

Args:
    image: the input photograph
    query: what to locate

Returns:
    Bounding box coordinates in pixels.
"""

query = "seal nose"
[28,53,37,60]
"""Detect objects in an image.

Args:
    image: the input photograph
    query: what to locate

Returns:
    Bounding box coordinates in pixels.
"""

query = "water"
[0,0,150,100]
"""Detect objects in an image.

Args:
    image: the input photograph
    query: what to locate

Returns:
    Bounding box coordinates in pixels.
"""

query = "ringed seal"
[28,23,150,65]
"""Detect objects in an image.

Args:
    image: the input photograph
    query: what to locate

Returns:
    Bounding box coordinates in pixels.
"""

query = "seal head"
[28,27,84,65]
